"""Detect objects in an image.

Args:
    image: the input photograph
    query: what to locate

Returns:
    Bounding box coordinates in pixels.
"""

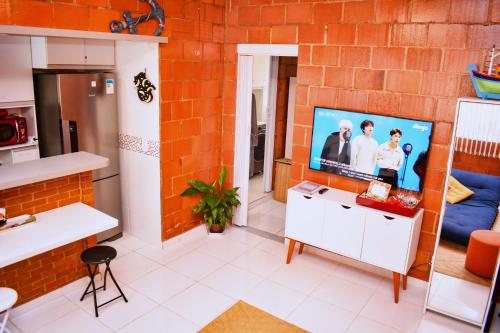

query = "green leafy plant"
[181,168,241,231]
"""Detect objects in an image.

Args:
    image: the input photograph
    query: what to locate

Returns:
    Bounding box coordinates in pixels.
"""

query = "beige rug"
[198,301,308,333]
[435,239,491,286]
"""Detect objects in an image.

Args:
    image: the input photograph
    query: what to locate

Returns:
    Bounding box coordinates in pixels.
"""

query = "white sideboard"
[285,183,423,303]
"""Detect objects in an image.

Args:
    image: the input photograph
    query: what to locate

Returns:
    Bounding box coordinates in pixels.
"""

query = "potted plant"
[181,168,241,233]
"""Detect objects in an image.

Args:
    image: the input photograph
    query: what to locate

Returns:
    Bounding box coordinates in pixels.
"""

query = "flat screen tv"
[309,107,433,192]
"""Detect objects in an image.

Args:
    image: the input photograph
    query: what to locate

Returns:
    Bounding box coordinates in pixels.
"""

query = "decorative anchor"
[134,70,156,103]
[109,0,165,36]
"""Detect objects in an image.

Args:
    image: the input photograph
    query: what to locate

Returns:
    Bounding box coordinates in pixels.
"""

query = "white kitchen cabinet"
[0,35,35,103]
[31,37,115,68]
[284,182,423,303]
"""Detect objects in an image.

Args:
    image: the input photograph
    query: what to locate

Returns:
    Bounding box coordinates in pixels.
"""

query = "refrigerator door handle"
[61,120,79,153]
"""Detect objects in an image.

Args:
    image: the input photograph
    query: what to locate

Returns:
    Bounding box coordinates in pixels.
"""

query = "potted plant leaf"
[181,167,241,233]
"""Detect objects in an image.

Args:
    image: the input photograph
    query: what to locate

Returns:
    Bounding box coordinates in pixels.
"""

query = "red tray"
[356,192,421,217]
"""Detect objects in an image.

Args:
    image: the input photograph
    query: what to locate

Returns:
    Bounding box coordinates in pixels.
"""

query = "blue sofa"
[441,169,500,246]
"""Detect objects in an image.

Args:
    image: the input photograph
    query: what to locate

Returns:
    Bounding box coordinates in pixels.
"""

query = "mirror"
[425,98,500,329]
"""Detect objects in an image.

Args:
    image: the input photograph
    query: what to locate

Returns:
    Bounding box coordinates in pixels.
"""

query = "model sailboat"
[468,45,500,100]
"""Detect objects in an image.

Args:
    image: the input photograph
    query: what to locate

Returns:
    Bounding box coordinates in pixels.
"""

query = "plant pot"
[209,223,225,233]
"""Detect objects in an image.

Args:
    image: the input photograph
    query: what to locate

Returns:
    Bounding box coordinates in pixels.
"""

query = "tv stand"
[284,182,423,303]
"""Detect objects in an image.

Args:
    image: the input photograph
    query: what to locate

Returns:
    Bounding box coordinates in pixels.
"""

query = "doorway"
[233,44,298,228]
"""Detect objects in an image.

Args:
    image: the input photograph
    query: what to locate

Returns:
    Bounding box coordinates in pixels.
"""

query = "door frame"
[233,44,298,227]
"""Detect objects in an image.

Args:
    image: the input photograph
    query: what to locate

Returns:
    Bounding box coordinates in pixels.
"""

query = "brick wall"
[452,152,500,176]
[222,0,500,281]
[0,172,96,305]
[159,0,225,239]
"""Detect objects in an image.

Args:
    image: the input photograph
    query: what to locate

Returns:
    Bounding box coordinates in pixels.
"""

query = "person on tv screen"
[376,128,404,188]
[319,119,353,173]
[350,120,378,175]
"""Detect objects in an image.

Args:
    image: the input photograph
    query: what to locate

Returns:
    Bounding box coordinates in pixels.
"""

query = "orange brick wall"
[222,0,500,281]
[452,153,500,176]
[0,172,96,305]
[159,0,225,239]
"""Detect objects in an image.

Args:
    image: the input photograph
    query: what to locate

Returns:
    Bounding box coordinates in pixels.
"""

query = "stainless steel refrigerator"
[34,73,122,242]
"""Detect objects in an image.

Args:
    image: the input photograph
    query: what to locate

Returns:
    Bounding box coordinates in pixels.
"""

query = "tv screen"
[309,107,433,192]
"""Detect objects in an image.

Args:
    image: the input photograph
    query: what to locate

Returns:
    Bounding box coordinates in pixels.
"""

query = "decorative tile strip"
[118,133,159,158]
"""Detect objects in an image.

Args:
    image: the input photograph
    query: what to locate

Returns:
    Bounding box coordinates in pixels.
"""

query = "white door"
[322,203,365,259]
[233,55,254,226]
[263,56,279,193]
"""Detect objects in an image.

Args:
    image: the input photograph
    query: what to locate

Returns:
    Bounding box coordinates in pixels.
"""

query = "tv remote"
[318,188,329,194]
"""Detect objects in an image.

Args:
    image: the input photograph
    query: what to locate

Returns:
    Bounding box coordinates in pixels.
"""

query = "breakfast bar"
[0,151,115,305]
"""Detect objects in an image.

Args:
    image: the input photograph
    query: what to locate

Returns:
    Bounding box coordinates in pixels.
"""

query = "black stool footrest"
[97,294,128,309]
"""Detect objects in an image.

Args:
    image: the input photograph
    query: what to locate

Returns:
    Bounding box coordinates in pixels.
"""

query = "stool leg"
[103,264,109,291]
[0,308,10,333]
[86,264,100,317]
[80,264,99,301]
[106,263,128,303]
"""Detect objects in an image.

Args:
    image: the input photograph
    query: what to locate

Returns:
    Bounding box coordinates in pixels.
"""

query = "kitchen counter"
[0,151,108,190]
[0,202,118,268]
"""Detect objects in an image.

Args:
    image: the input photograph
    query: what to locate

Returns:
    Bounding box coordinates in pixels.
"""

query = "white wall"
[115,41,161,245]
[252,56,270,123]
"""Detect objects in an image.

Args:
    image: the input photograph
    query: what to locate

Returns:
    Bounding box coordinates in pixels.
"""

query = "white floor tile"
[34,308,112,333]
[243,280,306,319]
[290,250,339,274]
[100,240,132,258]
[232,248,285,277]
[416,311,481,333]
[267,204,287,219]
[200,264,263,299]
[166,249,226,280]
[287,296,356,333]
[268,261,328,294]
[110,252,161,284]
[196,237,250,262]
[110,233,148,251]
[248,213,285,233]
[360,292,424,332]
[117,306,197,333]
[376,276,428,306]
[135,244,177,265]
[75,286,156,331]
[163,283,235,327]
[128,267,195,304]
[257,238,288,257]
[312,275,376,313]
[11,297,77,333]
[346,316,404,333]
[223,225,266,246]
[10,288,63,319]
[60,276,92,298]
[331,263,383,291]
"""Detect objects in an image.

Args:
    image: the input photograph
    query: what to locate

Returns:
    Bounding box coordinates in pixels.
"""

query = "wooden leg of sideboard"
[298,243,305,255]
[286,239,296,264]
[393,272,400,303]
[402,274,407,290]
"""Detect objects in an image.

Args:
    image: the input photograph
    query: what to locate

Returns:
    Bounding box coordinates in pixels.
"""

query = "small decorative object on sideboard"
[0,208,6,227]
[181,167,241,234]
[468,45,500,100]
[109,0,165,36]
[356,180,421,217]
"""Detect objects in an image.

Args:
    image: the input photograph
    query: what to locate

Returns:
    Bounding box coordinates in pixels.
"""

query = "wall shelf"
[0,25,168,44]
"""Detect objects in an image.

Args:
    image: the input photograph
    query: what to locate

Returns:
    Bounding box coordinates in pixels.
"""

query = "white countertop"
[0,203,118,268]
[0,151,109,190]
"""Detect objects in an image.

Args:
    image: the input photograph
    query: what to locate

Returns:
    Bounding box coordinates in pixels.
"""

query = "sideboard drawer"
[285,190,325,246]
[361,212,412,273]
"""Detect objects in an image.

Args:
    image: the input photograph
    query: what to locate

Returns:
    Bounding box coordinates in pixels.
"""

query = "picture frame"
[366,180,391,202]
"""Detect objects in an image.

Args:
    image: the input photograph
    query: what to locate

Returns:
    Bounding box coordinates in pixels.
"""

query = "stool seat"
[81,246,117,264]
[0,288,17,312]
[465,230,500,278]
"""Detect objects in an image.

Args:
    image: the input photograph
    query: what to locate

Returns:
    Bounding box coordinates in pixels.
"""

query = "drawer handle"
[341,205,351,209]
[383,215,395,220]
[303,195,312,200]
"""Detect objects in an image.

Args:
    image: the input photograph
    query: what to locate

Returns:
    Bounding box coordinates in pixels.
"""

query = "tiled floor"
[6,203,482,333]
[248,174,268,203]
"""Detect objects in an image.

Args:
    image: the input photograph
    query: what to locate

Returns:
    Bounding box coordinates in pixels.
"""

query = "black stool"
[80,246,128,317]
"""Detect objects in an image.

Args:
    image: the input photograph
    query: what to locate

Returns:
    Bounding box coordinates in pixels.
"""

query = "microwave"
[0,115,28,147]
